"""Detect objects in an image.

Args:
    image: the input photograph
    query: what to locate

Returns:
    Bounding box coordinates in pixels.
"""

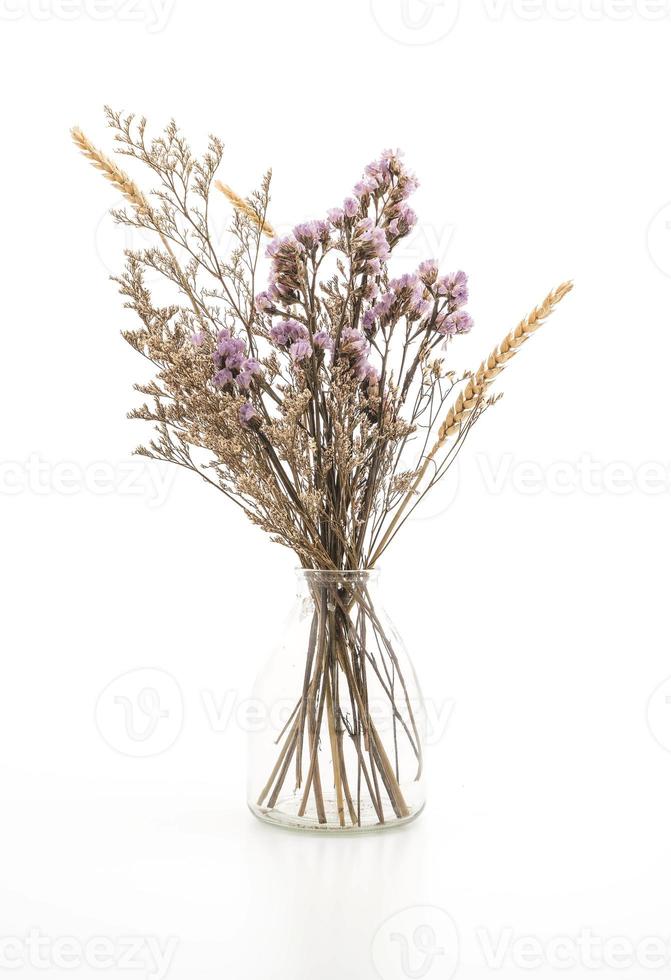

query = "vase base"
[248,799,425,835]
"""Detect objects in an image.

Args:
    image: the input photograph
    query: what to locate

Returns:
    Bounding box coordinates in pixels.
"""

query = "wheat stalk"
[214,180,276,238]
[369,281,574,565]
[70,127,149,213]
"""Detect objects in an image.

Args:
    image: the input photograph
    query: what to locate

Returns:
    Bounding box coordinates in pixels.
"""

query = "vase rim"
[296,567,380,581]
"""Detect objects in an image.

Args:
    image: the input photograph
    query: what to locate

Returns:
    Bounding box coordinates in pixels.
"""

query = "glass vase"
[248,569,426,833]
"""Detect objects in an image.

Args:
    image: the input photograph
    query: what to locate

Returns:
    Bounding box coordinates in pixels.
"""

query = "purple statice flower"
[270,318,309,347]
[289,339,313,362]
[255,291,274,313]
[379,147,398,160]
[353,177,378,199]
[364,280,379,301]
[189,330,205,347]
[264,235,306,309]
[354,224,391,263]
[293,220,330,249]
[224,351,245,372]
[367,258,382,276]
[355,358,380,384]
[437,310,474,337]
[368,290,395,324]
[418,260,438,285]
[267,282,293,304]
[398,173,419,199]
[343,197,359,218]
[212,331,261,391]
[239,402,259,428]
[386,203,417,240]
[340,327,369,359]
[362,154,395,196]
[215,330,246,359]
[388,273,419,292]
[366,155,392,177]
[450,273,469,307]
[411,297,432,320]
[313,330,334,352]
[362,309,377,333]
[236,357,262,390]
[328,207,345,227]
[436,271,469,308]
[265,235,300,260]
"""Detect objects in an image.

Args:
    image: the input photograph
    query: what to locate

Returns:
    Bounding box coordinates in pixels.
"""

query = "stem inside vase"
[252,572,425,831]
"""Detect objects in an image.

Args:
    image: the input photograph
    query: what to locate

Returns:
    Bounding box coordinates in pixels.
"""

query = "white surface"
[2,1,671,977]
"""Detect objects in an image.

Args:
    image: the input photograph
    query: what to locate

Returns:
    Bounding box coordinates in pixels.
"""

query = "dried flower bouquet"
[73,110,572,830]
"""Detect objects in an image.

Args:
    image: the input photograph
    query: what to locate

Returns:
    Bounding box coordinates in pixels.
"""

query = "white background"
[2,1,671,978]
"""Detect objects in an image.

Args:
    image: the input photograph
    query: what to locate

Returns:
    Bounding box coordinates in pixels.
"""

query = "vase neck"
[297,568,380,590]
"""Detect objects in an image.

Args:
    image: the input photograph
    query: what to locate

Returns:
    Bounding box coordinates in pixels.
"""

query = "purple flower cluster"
[254,149,422,323]
[352,217,391,270]
[436,309,474,337]
[212,329,262,390]
[436,270,469,306]
[239,401,259,428]
[269,319,334,363]
[434,271,472,336]
[260,235,306,309]
[362,266,473,340]
[292,220,330,250]
[270,318,312,362]
[251,151,473,396]
[363,273,431,334]
[339,328,380,386]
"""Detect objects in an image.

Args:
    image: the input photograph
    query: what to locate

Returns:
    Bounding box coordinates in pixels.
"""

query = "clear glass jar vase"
[248,569,426,833]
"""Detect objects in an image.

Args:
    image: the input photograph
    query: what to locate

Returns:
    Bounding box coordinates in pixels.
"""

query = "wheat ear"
[369,281,573,565]
[71,126,211,326]
[433,280,573,448]
[70,127,149,213]
[214,180,276,238]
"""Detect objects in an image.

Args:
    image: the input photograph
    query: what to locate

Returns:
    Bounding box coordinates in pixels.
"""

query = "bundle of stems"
[73,111,572,826]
